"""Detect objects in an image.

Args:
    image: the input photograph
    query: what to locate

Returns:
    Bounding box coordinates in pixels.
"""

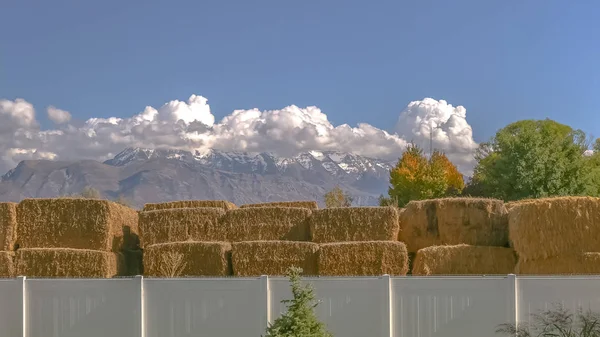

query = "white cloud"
[47,106,72,124]
[0,95,479,174]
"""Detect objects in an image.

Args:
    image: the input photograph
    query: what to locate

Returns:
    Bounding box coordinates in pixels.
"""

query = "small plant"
[158,251,187,277]
[496,303,600,337]
[263,266,332,337]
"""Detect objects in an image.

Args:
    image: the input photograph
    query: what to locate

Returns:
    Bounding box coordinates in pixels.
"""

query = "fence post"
[261,275,270,332]
[382,274,393,337]
[18,276,26,337]
[135,275,145,337]
[508,274,518,329]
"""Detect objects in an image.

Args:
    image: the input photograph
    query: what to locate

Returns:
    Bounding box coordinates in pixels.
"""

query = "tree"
[115,194,132,207]
[385,143,464,207]
[80,186,101,199]
[324,186,353,208]
[264,267,332,337]
[469,119,593,201]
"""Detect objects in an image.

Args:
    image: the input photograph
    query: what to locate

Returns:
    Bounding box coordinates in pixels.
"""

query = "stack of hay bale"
[310,206,408,276]
[404,198,517,275]
[510,197,600,274]
[140,200,237,277]
[14,198,139,278]
[0,203,18,277]
[229,201,318,276]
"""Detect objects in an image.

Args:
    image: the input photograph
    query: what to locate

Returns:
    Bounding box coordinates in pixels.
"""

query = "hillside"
[0,148,395,208]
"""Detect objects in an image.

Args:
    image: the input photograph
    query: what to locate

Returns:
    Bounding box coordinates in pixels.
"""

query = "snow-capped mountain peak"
[104,147,394,177]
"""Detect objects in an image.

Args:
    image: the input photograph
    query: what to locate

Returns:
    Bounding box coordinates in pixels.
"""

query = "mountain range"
[0,147,396,208]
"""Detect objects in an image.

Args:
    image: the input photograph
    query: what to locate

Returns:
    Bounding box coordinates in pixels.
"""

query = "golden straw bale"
[400,198,508,253]
[143,200,237,211]
[0,251,14,277]
[232,241,319,276]
[515,253,600,275]
[240,201,318,210]
[509,197,600,260]
[219,207,312,241]
[16,248,123,278]
[17,198,139,252]
[139,207,225,247]
[310,207,399,243]
[0,203,17,251]
[144,241,232,277]
[318,241,409,276]
[412,244,517,276]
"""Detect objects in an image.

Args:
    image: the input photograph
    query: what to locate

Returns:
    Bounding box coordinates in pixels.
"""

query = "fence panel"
[391,276,513,337]
[269,276,389,337]
[25,278,141,337]
[0,277,23,337]
[143,277,266,337]
[518,276,600,325]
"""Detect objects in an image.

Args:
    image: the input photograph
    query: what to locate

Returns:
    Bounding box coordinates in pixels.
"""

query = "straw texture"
[411,244,517,276]
[240,201,318,210]
[143,200,237,211]
[0,203,17,251]
[310,207,400,243]
[218,207,312,241]
[0,251,14,277]
[515,253,600,275]
[144,241,232,277]
[139,207,225,247]
[509,197,600,260]
[17,198,139,251]
[232,241,319,276]
[400,198,508,252]
[318,241,409,276]
[16,248,123,278]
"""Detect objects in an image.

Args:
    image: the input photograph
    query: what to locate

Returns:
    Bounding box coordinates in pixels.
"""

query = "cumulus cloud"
[0,95,479,174]
[47,106,72,124]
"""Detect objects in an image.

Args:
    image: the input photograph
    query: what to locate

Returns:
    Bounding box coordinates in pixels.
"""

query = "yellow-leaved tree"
[380,143,464,207]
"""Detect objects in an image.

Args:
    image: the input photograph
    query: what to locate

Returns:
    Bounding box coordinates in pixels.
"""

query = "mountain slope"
[0,148,395,208]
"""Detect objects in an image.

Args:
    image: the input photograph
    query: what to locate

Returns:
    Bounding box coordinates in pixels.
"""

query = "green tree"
[264,267,332,337]
[324,186,353,208]
[80,186,101,199]
[469,119,594,201]
[385,143,464,207]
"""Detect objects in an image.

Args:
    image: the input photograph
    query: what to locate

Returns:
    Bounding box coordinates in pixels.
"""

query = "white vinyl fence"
[2,274,600,337]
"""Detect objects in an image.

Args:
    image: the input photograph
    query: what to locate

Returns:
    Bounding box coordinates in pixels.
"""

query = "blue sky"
[0,0,599,172]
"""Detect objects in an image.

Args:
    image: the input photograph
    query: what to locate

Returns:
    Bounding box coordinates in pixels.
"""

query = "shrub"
[263,266,332,337]
[496,303,600,337]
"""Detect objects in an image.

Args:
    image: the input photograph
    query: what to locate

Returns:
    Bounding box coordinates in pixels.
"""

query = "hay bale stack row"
[404,198,516,275]
[14,198,140,278]
[0,203,17,277]
[509,197,600,275]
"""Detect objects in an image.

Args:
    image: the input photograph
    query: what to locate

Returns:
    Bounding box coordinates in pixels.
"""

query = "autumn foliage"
[384,144,464,207]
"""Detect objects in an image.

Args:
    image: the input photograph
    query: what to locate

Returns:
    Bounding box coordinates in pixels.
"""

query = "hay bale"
[309,207,399,243]
[143,200,237,211]
[144,241,232,277]
[509,197,600,260]
[139,207,225,247]
[0,203,17,251]
[17,198,139,252]
[400,198,508,253]
[219,207,312,241]
[16,248,123,278]
[515,253,600,275]
[0,251,14,277]
[318,241,409,276]
[412,244,516,276]
[232,241,319,276]
[240,201,318,210]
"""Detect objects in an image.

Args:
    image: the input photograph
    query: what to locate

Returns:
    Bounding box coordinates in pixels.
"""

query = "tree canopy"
[383,143,464,207]
[467,119,594,201]
[324,186,353,208]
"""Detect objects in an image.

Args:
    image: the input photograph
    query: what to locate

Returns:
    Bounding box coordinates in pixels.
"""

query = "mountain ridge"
[0,147,395,208]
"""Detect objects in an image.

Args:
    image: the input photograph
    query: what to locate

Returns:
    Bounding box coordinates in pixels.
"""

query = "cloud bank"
[0,95,479,174]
